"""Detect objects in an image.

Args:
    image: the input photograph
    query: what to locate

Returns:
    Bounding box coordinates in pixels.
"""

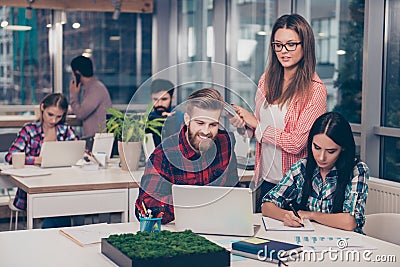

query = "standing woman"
[5,93,78,227]
[262,112,369,233]
[233,14,327,211]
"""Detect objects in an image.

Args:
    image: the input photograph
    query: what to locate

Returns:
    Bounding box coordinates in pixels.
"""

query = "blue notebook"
[231,237,302,263]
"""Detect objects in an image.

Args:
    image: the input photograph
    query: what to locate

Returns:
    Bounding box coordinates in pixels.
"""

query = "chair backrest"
[0,132,17,163]
[143,133,155,160]
[363,213,400,245]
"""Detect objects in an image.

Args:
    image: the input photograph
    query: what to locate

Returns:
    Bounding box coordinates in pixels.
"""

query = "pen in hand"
[288,203,304,227]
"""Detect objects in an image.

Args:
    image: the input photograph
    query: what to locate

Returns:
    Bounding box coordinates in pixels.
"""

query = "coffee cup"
[12,152,26,169]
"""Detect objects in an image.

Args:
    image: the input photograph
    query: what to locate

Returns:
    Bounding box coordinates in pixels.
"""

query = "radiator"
[365,177,400,214]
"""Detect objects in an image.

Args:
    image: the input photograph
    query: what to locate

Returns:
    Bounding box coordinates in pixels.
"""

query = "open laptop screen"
[40,140,85,168]
[172,185,254,236]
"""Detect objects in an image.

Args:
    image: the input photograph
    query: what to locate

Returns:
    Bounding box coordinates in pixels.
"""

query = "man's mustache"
[154,106,168,112]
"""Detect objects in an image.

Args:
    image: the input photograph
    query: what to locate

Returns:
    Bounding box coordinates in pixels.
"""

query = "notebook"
[231,237,302,263]
[40,140,85,168]
[172,185,255,236]
[262,216,315,231]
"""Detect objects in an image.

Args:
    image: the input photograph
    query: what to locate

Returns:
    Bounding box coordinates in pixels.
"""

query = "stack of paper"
[1,166,52,177]
[262,216,315,231]
[59,223,124,247]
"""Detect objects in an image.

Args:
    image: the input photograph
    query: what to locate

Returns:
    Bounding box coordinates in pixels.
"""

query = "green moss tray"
[101,230,230,267]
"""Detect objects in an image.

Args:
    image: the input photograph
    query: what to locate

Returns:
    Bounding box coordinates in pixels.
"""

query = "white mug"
[12,152,26,169]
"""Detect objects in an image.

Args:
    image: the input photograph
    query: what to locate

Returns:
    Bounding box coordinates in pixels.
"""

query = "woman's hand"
[282,211,304,227]
[34,156,42,165]
[232,104,258,129]
[228,112,246,128]
[298,210,314,220]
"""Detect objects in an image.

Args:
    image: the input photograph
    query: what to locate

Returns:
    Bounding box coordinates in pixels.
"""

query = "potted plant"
[106,105,165,171]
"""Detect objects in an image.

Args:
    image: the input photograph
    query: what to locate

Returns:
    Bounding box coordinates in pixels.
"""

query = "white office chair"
[363,213,400,245]
[7,188,25,230]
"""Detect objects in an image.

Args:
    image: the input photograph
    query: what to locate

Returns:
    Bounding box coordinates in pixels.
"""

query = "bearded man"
[136,88,239,224]
[147,79,184,147]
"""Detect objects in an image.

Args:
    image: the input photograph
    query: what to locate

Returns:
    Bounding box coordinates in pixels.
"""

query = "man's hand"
[69,80,81,94]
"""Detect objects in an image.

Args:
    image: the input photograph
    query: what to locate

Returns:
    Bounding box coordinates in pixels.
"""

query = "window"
[176,0,214,102]
[0,7,152,107]
[381,0,400,182]
[228,0,276,109]
[308,0,365,123]
[62,11,152,104]
[0,7,51,105]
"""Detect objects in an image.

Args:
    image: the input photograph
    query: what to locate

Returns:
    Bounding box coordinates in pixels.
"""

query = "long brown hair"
[264,14,316,109]
[39,93,69,124]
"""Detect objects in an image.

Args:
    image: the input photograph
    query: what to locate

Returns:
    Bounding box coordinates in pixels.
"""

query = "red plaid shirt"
[253,73,327,185]
[136,125,239,224]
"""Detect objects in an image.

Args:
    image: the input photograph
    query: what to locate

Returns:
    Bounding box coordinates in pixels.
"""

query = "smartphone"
[75,72,81,86]
[224,103,237,117]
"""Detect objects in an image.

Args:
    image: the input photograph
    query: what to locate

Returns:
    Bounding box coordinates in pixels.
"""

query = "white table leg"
[27,193,34,229]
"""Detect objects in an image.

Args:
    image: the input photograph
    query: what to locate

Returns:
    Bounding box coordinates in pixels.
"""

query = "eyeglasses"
[271,42,302,52]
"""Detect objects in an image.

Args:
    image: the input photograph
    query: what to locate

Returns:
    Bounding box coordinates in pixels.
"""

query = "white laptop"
[40,140,85,168]
[172,185,255,236]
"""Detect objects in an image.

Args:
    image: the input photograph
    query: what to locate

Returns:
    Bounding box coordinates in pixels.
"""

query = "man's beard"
[153,104,171,116]
[188,125,215,152]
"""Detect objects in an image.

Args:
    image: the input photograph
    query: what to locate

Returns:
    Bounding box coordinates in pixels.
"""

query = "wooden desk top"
[1,164,141,194]
[0,115,82,128]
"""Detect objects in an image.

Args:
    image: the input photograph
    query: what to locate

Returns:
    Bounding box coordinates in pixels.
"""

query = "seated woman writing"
[5,93,79,228]
[262,112,369,233]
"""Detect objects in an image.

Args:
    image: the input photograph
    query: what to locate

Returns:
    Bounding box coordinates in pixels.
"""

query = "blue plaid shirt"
[262,158,369,233]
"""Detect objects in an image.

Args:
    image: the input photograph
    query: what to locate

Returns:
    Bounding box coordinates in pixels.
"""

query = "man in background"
[69,55,112,138]
[147,79,184,147]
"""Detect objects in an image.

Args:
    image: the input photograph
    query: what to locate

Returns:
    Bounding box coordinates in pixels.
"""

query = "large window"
[228,0,277,109]
[0,7,51,105]
[382,0,400,182]
[307,0,364,123]
[62,11,152,104]
[0,7,152,107]
[176,0,214,101]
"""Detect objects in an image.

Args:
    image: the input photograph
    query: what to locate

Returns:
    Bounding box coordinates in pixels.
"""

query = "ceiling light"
[336,50,346,55]
[72,22,80,29]
[4,25,32,31]
[1,20,9,28]
[256,31,267,36]
[110,36,121,41]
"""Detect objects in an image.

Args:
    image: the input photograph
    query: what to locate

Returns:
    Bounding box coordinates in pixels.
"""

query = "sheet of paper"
[59,223,125,247]
[1,166,52,177]
[293,235,377,251]
[262,216,315,231]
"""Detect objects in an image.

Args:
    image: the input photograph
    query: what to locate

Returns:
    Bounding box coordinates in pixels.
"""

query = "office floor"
[0,205,122,232]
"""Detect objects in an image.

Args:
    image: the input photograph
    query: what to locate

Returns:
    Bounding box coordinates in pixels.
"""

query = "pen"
[288,203,304,227]
[141,201,148,217]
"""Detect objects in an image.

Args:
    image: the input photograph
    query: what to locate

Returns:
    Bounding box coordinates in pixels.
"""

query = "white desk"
[0,163,143,229]
[1,162,253,227]
[0,214,398,266]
